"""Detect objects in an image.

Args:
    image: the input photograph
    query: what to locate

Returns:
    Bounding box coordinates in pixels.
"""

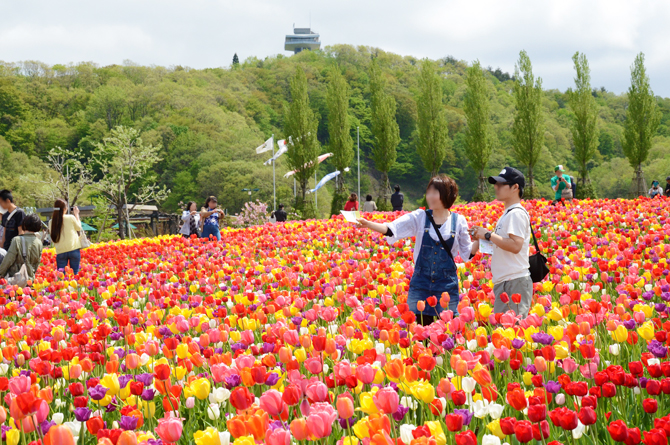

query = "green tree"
[92,126,169,239]
[369,58,400,207]
[512,50,545,198]
[463,60,493,200]
[326,66,353,213]
[284,65,320,216]
[623,52,661,197]
[232,53,240,67]
[417,59,451,178]
[567,52,599,198]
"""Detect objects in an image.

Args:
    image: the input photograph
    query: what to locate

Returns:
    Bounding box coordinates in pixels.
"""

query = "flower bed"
[2,198,670,445]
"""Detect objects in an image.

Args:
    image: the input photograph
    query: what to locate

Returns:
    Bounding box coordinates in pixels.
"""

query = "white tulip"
[52,413,64,425]
[609,344,620,356]
[438,397,447,416]
[436,356,443,366]
[467,339,478,351]
[634,387,641,395]
[375,343,385,355]
[112,421,119,429]
[323,364,329,374]
[399,424,416,444]
[209,387,229,404]
[472,399,489,418]
[401,396,418,410]
[300,327,309,336]
[0,363,8,375]
[207,403,221,420]
[140,353,151,365]
[219,431,231,445]
[488,403,504,419]
[555,394,566,405]
[572,421,585,439]
[648,358,661,366]
[482,434,501,445]
[462,377,476,393]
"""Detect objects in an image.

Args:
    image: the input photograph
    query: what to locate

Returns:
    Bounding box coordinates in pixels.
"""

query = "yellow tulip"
[554,344,569,360]
[612,325,628,343]
[478,304,492,319]
[100,374,120,396]
[638,322,655,341]
[523,371,533,386]
[294,348,307,363]
[353,417,371,438]
[425,421,446,445]
[233,436,255,445]
[191,378,211,400]
[176,344,190,360]
[194,427,221,445]
[357,392,379,415]
[411,381,435,404]
[487,419,506,439]
[343,437,359,445]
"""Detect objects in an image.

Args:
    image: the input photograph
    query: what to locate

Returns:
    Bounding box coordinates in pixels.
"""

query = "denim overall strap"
[407,211,461,317]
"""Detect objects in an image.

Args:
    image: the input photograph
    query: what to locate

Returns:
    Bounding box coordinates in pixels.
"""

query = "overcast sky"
[3,0,670,96]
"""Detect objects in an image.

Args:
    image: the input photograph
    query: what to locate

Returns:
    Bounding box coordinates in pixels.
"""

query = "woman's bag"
[9,237,29,287]
[561,187,573,200]
[79,231,91,249]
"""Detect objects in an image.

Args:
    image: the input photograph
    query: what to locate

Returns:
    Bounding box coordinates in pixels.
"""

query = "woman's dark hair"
[50,199,67,243]
[21,214,42,233]
[394,185,400,192]
[185,201,197,211]
[204,196,218,208]
[426,175,459,209]
[348,193,358,202]
[366,195,372,201]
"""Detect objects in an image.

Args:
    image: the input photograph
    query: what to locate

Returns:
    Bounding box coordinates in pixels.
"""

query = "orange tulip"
[290,418,309,441]
[44,425,75,445]
[227,416,248,438]
[117,431,138,445]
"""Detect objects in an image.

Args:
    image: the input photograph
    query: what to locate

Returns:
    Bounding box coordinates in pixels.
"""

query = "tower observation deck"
[285,27,320,54]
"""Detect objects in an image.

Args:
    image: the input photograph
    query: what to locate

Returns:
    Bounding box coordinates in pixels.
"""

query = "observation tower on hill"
[285,26,320,54]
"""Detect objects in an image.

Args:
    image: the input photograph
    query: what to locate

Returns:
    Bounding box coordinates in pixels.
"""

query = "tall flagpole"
[271,134,276,211]
[357,126,360,201]
[314,170,318,208]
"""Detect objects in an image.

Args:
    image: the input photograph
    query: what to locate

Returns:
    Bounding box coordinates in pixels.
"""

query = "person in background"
[472,167,532,317]
[272,204,287,222]
[48,199,83,275]
[356,174,479,325]
[551,165,572,205]
[344,193,359,211]
[570,174,577,199]
[391,185,404,211]
[0,214,43,281]
[180,201,200,238]
[362,195,377,213]
[200,196,223,241]
[649,181,663,198]
[665,177,670,197]
[0,190,26,253]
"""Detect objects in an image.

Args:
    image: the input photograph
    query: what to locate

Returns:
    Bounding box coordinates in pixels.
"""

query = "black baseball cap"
[488,167,525,188]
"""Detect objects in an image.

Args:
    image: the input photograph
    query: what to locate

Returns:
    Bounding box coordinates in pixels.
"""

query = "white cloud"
[1,0,670,95]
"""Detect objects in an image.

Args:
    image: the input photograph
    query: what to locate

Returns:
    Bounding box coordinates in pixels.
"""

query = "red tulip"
[528,404,546,422]
[625,427,642,445]
[500,417,517,435]
[643,398,658,414]
[230,386,255,411]
[642,429,667,445]
[514,420,534,443]
[578,407,597,425]
[608,420,629,442]
[454,430,476,445]
[451,390,466,406]
[445,413,464,432]
[532,420,550,441]
[506,388,527,411]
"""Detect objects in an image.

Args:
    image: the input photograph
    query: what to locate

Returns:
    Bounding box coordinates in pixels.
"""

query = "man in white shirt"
[472,167,532,317]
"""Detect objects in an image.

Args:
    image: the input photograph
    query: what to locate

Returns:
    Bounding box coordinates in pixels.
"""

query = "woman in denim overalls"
[357,175,479,325]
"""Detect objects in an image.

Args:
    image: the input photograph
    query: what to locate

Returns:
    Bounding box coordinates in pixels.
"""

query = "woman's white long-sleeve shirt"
[384,209,473,265]
[180,211,201,235]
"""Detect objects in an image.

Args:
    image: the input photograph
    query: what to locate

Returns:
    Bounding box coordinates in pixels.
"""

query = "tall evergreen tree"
[512,50,545,198]
[623,52,660,197]
[326,66,353,196]
[369,58,400,207]
[567,52,599,198]
[416,60,451,178]
[463,60,493,201]
[284,65,319,214]
[232,53,240,67]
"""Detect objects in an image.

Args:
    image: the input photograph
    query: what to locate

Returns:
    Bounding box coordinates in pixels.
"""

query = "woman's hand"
[471,226,488,240]
[356,218,372,228]
[73,206,80,218]
[190,211,197,216]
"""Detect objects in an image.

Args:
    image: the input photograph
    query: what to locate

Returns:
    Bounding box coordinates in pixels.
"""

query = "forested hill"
[2,45,670,215]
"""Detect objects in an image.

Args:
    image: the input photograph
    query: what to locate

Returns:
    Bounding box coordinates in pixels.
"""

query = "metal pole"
[293,178,296,198]
[314,171,318,208]
[271,134,276,211]
[357,126,360,201]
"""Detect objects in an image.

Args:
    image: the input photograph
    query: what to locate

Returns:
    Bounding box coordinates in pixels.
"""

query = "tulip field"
[4,198,670,445]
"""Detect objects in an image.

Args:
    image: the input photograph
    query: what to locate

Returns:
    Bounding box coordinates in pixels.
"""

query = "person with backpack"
[471,167,533,317]
[0,214,43,282]
[391,185,404,211]
[48,199,83,275]
[271,204,287,222]
[551,165,572,205]
[356,174,478,325]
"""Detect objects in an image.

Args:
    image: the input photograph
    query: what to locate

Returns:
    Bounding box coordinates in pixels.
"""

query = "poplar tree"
[512,50,544,198]
[463,60,493,200]
[326,66,353,195]
[369,58,400,208]
[567,52,599,198]
[623,52,660,197]
[284,65,319,212]
[416,59,451,177]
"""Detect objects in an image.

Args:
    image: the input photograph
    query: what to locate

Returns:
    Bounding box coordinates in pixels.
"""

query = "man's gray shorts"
[493,275,533,317]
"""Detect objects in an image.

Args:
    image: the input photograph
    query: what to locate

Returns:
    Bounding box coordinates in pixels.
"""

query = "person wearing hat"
[471,167,533,317]
[665,177,670,197]
[551,165,572,205]
[649,181,663,198]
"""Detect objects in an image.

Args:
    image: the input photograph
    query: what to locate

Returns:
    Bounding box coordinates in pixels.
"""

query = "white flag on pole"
[255,136,274,154]
[264,139,287,165]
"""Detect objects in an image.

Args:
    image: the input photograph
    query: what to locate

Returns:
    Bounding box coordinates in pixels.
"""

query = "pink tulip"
[373,387,399,414]
[265,427,291,445]
[8,375,31,395]
[235,354,255,370]
[305,381,328,402]
[356,364,376,385]
[579,363,598,379]
[304,357,323,375]
[156,416,184,444]
[260,390,286,417]
[493,346,511,362]
[562,358,578,374]
[307,411,336,438]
